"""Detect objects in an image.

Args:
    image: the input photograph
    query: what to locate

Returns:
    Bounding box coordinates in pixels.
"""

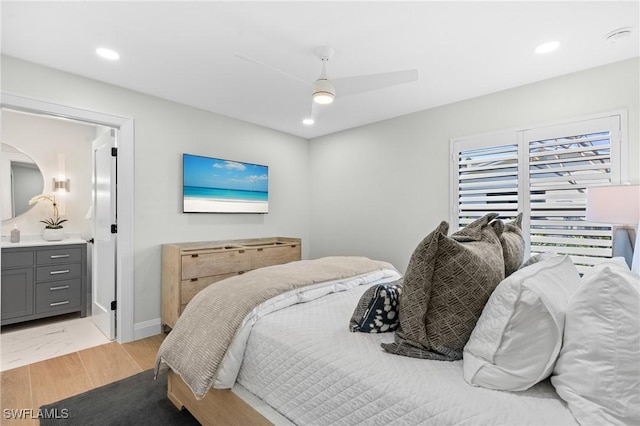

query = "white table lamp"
[586,184,640,272]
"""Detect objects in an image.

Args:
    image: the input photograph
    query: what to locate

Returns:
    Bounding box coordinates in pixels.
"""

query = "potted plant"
[28,194,68,241]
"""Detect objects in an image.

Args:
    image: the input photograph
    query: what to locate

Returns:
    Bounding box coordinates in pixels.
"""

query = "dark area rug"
[39,369,199,425]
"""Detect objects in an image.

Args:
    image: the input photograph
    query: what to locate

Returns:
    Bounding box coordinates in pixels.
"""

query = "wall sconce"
[52,177,70,192]
[52,153,68,216]
[586,184,640,270]
[52,153,69,192]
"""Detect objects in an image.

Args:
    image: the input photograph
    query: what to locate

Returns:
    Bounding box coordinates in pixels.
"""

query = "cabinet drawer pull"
[190,278,198,282]
[50,270,70,275]
[239,250,245,254]
[257,248,264,251]
[237,271,245,275]
[191,254,199,258]
[50,254,70,259]
[50,285,70,291]
[50,301,70,307]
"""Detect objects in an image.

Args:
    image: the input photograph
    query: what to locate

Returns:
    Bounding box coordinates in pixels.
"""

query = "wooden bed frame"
[167,370,272,425]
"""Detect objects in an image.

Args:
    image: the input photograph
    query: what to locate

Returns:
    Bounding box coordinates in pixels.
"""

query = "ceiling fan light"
[313,92,334,105]
[313,78,335,104]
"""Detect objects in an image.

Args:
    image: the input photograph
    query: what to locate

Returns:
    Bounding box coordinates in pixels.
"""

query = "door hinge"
[111,147,117,157]
[111,224,117,234]
[110,300,117,311]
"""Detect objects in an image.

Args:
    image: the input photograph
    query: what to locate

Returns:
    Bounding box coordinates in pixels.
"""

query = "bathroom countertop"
[1,234,87,249]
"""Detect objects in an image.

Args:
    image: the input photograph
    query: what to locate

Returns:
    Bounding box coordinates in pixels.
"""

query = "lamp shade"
[586,184,640,225]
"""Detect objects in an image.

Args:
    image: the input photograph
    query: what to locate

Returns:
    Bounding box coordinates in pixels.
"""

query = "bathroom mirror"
[1,142,45,221]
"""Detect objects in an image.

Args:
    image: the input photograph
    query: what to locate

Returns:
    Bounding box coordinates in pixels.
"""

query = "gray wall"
[308,58,640,273]
[2,54,638,330]
[1,55,310,325]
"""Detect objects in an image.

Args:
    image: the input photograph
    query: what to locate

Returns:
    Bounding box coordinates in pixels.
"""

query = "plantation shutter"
[451,113,623,274]
[524,116,621,274]
[451,132,522,230]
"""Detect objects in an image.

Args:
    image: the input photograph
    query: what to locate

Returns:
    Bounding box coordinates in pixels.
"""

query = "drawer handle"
[50,285,70,291]
[50,254,70,259]
[50,270,70,275]
[237,271,245,275]
[191,254,199,258]
[239,250,245,254]
[190,278,198,282]
[50,301,70,307]
[257,248,264,251]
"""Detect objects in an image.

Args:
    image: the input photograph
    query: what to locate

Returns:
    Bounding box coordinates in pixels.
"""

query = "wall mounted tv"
[183,153,269,214]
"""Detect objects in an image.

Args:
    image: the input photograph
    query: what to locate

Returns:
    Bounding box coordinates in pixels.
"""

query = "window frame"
[450,110,628,272]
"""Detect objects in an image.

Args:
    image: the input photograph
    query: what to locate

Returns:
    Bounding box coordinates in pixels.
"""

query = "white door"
[91,129,117,340]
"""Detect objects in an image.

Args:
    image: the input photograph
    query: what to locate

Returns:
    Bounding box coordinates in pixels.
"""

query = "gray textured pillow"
[382,213,505,361]
[499,213,525,277]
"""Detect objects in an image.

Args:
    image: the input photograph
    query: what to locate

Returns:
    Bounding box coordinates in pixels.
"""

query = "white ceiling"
[2,1,638,139]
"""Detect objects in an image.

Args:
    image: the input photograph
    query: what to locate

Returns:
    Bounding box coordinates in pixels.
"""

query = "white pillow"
[463,255,581,391]
[551,260,640,426]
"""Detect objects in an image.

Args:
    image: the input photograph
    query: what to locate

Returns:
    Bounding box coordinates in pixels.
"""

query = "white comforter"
[237,283,578,426]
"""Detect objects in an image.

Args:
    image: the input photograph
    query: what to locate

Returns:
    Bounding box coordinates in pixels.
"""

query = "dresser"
[1,242,87,326]
[161,237,301,329]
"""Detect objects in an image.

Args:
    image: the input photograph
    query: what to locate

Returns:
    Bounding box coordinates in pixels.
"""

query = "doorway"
[0,93,134,350]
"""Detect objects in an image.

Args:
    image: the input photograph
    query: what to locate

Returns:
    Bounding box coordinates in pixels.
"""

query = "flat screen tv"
[183,153,269,214]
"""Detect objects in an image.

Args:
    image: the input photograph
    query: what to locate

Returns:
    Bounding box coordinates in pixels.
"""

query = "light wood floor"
[0,334,166,426]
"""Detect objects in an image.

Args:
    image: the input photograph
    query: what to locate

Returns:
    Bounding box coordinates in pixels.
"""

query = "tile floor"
[0,314,110,372]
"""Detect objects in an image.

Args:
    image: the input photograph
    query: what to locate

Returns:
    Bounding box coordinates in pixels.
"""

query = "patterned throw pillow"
[382,213,505,361]
[500,213,525,277]
[350,281,402,333]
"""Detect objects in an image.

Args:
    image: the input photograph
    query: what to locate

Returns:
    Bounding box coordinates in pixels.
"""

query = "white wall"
[1,55,310,325]
[1,110,94,236]
[309,58,640,273]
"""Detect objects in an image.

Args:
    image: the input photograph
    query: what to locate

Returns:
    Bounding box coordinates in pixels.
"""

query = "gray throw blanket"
[155,256,396,399]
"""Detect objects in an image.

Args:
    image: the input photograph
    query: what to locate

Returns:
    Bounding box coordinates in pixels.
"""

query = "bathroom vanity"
[1,239,87,326]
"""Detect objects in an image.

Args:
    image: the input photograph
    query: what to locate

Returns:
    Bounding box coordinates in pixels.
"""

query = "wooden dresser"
[161,237,301,329]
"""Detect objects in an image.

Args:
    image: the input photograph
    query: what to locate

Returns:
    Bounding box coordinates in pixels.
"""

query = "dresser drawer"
[1,250,34,268]
[36,263,82,282]
[180,273,237,305]
[181,250,251,280]
[250,245,300,269]
[35,279,81,314]
[36,247,83,265]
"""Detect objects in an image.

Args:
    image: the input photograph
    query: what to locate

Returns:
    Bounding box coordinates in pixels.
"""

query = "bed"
[156,216,640,426]
[234,282,576,425]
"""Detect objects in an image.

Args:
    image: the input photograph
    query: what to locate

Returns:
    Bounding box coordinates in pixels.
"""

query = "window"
[451,113,626,274]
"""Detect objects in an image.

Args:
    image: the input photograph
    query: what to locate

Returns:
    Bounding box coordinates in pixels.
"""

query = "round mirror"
[1,142,45,221]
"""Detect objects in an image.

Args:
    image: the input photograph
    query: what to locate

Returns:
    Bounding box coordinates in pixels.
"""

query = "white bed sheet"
[237,283,578,426]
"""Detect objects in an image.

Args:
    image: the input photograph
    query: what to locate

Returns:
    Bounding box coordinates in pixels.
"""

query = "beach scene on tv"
[183,154,269,213]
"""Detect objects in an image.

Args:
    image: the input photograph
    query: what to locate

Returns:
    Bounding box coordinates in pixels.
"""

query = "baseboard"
[133,318,163,340]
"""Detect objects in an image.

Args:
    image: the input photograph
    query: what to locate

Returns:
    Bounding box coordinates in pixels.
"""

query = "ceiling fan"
[236,46,419,123]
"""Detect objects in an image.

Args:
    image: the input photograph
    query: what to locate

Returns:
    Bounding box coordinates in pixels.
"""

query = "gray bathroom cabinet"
[1,243,87,326]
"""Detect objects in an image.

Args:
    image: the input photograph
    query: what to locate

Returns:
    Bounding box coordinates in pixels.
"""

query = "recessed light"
[535,41,560,55]
[302,118,314,126]
[96,47,120,60]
